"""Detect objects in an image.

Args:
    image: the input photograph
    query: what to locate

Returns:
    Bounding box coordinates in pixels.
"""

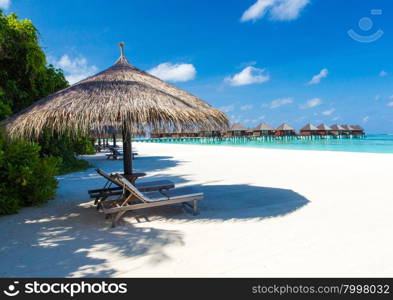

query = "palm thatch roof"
[253,122,275,131]
[300,123,318,131]
[276,123,295,131]
[317,123,332,130]
[228,123,248,131]
[4,43,228,139]
[350,125,364,131]
[330,124,345,131]
[90,125,123,138]
[341,125,354,131]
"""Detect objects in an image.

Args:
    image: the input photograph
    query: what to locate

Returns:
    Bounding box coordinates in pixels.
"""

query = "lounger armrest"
[90,191,124,199]
[88,186,122,194]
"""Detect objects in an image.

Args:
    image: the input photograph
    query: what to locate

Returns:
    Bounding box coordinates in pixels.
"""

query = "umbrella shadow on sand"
[120,183,310,224]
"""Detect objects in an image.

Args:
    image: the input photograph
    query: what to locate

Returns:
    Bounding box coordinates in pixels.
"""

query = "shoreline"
[135,140,393,156]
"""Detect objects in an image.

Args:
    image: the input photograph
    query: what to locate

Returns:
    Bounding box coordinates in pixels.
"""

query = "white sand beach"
[0,143,392,277]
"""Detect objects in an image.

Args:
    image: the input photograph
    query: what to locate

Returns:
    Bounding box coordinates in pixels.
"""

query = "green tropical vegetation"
[0,11,95,214]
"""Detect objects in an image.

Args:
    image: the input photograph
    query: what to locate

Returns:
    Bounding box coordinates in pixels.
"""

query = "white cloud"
[241,0,275,22]
[389,95,393,100]
[300,98,322,109]
[148,62,196,82]
[308,68,329,85]
[322,108,335,116]
[388,102,393,107]
[225,66,270,86]
[0,0,10,9]
[379,70,388,77]
[219,105,235,113]
[270,0,310,20]
[241,0,309,22]
[49,54,98,84]
[332,116,340,121]
[263,97,293,109]
[240,104,253,111]
[258,115,266,120]
[363,116,369,123]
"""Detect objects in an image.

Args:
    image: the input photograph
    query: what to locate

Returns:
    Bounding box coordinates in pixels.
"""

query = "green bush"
[38,131,93,175]
[0,11,93,215]
[0,133,59,215]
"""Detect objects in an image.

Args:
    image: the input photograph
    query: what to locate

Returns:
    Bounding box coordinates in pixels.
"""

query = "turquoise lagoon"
[137,135,393,154]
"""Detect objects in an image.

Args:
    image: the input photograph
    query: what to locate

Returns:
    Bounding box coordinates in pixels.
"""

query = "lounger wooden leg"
[112,211,127,227]
[193,199,198,215]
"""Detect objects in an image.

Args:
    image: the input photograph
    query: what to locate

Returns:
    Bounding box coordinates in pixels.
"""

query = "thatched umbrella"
[4,43,228,176]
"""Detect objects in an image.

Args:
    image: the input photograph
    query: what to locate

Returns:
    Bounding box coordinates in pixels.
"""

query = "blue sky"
[3,0,393,133]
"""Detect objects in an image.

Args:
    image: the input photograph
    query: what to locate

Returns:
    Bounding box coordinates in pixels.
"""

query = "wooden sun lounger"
[106,148,122,160]
[106,147,138,160]
[101,174,203,227]
[89,169,175,205]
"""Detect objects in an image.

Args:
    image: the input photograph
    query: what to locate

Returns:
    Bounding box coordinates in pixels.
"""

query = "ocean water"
[138,134,393,154]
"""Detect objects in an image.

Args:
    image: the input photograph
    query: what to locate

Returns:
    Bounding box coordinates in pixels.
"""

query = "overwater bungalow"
[350,125,365,136]
[317,123,332,136]
[330,124,345,136]
[226,123,248,137]
[341,125,354,135]
[150,129,173,138]
[181,129,199,138]
[252,122,275,136]
[300,123,318,136]
[275,123,296,136]
[166,132,180,138]
[199,128,222,137]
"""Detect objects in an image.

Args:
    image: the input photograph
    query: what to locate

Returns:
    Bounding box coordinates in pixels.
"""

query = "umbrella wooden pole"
[113,133,116,147]
[122,125,132,176]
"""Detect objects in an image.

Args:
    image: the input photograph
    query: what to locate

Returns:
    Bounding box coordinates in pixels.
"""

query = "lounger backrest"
[96,168,121,187]
[112,174,150,202]
[96,168,112,180]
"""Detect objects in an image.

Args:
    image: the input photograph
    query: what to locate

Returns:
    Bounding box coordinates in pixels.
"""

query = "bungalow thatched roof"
[253,122,275,131]
[228,123,248,131]
[276,123,295,131]
[4,43,228,139]
[341,125,354,131]
[317,123,332,131]
[300,123,318,131]
[350,125,364,131]
[330,124,345,131]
